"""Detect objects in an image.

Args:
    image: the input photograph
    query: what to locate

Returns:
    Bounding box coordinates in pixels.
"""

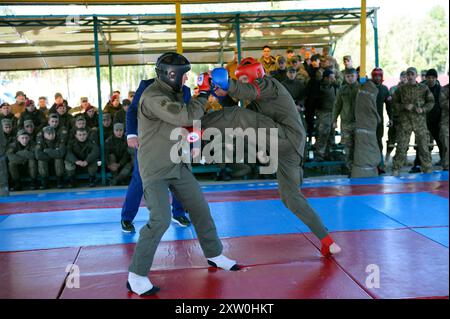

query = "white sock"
[329,243,342,255]
[128,272,154,295]
[208,254,237,271]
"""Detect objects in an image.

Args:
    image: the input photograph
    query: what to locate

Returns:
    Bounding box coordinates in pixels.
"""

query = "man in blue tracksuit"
[120,78,192,232]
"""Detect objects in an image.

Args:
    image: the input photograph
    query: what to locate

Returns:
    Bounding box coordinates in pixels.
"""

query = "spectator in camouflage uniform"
[23,119,37,143]
[2,119,15,146]
[315,69,339,161]
[332,68,360,172]
[65,128,99,188]
[385,71,408,163]
[18,99,47,131]
[7,129,37,191]
[0,102,18,131]
[35,126,66,189]
[105,123,133,186]
[392,67,435,176]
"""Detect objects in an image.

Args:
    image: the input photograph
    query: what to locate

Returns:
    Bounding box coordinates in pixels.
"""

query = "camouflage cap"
[1,118,12,126]
[102,112,112,120]
[400,71,407,77]
[287,66,297,73]
[23,119,34,127]
[75,115,86,123]
[42,126,55,134]
[49,113,59,120]
[406,67,418,75]
[343,55,352,61]
[344,67,357,75]
[122,99,131,107]
[113,122,124,131]
[16,129,29,137]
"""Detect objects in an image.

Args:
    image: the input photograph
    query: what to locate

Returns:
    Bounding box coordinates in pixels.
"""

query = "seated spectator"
[105,123,133,186]
[23,120,37,142]
[11,91,26,117]
[68,115,95,143]
[69,97,98,116]
[84,104,99,129]
[102,112,113,141]
[18,99,46,131]
[49,93,71,114]
[37,113,68,146]
[35,126,66,190]
[6,129,37,191]
[65,127,99,188]
[259,45,277,74]
[103,94,122,118]
[53,103,73,130]
[113,99,130,131]
[2,119,16,146]
[0,102,18,130]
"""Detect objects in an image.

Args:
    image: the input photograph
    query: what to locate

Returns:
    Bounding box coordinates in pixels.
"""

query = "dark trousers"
[120,151,185,222]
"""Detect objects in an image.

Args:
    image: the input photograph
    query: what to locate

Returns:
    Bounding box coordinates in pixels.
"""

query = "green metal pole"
[373,9,379,68]
[235,14,242,63]
[94,16,106,186]
[108,50,113,96]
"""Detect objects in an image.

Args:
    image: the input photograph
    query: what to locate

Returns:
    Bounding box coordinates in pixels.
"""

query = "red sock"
[320,235,334,257]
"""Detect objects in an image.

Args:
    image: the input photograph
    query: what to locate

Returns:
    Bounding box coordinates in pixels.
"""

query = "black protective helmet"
[155,52,191,91]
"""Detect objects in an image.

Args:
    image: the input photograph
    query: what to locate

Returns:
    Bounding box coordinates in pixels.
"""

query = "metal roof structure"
[0,7,377,71]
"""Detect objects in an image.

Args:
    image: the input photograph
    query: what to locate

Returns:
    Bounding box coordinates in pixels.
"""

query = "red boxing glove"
[197,72,211,93]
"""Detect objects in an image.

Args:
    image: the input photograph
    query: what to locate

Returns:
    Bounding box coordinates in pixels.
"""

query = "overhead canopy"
[0,7,377,71]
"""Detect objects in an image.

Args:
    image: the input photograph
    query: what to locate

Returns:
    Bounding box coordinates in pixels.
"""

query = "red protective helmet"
[371,67,384,82]
[197,72,211,92]
[235,57,265,83]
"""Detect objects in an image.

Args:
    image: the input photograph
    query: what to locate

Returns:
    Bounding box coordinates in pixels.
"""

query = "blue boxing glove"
[211,67,229,91]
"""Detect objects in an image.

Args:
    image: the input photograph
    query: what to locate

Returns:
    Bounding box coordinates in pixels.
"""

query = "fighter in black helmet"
[127,52,239,297]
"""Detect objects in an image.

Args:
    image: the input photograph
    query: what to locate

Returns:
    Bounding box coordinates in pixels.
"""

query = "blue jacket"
[126,79,192,136]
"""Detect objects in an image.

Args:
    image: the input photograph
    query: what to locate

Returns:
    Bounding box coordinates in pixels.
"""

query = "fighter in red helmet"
[203,58,341,257]
[371,67,392,174]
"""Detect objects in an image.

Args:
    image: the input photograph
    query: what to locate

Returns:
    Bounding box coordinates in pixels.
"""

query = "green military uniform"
[113,108,127,131]
[392,82,435,173]
[65,135,99,178]
[351,81,381,177]
[0,113,18,131]
[259,56,277,74]
[105,124,133,185]
[2,118,16,146]
[6,131,37,190]
[18,108,47,131]
[0,125,8,196]
[440,84,449,170]
[35,126,66,185]
[129,78,224,276]
[103,102,122,119]
[202,76,330,241]
[332,82,360,170]
[52,111,73,131]
[315,80,338,160]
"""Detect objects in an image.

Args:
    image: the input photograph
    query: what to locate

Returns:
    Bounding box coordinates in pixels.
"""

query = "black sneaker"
[171,215,191,227]
[121,220,135,233]
[409,165,421,173]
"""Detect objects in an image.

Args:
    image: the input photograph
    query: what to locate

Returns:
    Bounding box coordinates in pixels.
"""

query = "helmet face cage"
[371,67,384,82]
[156,52,191,91]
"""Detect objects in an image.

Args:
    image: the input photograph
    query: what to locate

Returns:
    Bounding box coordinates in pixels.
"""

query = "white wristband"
[127,134,138,140]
